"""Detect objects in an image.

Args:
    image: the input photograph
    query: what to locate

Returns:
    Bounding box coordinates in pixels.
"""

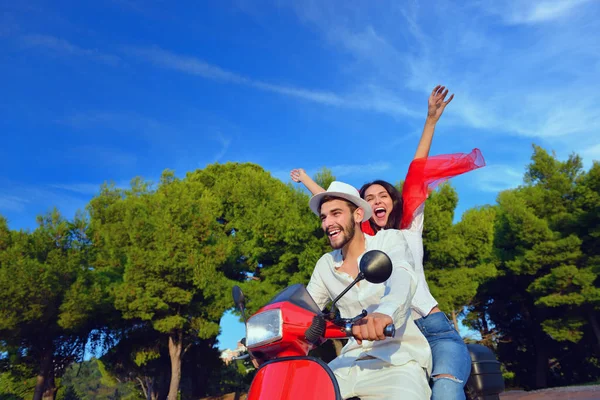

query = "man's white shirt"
[306,229,432,374]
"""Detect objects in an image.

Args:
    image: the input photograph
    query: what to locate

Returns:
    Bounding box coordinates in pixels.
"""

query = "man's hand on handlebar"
[352,312,393,344]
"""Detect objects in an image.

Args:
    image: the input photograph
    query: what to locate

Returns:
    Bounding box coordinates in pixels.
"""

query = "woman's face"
[363,184,394,228]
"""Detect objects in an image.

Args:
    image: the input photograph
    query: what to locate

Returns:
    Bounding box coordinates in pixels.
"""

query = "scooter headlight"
[246,309,283,348]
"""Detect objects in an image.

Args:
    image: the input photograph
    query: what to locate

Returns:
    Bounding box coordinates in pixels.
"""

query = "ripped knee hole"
[432,374,463,383]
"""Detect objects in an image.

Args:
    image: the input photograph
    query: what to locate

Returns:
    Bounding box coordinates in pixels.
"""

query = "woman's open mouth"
[374,207,387,219]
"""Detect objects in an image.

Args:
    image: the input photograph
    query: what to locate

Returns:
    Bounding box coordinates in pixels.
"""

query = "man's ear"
[354,207,365,224]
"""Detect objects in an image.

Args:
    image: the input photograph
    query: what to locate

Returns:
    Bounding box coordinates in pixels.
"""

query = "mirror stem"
[325,272,364,318]
[240,308,247,325]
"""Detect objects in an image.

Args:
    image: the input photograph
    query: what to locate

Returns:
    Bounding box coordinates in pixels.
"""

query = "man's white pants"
[332,358,431,400]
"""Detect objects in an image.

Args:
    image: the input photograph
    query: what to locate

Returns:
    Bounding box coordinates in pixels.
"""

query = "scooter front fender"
[247,356,342,400]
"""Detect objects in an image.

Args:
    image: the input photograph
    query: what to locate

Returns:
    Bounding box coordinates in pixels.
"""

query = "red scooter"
[232,250,396,400]
[233,250,505,400]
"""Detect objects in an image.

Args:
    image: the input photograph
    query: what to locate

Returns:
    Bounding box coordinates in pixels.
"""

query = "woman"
[291,86,484,400]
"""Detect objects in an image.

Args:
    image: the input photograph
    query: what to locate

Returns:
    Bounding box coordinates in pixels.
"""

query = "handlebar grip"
[384,324,396,338]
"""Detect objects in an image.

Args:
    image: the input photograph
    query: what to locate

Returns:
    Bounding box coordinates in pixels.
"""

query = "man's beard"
[328,219,356,250]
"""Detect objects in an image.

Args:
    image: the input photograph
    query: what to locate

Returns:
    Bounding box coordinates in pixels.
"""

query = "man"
[306,181,432,399]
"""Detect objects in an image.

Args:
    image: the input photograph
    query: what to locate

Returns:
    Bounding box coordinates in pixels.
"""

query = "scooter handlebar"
[323,318,396,340]
[384,324,396,338]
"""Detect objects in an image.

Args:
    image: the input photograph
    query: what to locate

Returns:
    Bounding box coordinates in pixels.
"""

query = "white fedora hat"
[309,181,373,222]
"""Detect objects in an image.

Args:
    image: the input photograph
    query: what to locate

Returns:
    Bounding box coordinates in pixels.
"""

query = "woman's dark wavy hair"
[359,180,403,232]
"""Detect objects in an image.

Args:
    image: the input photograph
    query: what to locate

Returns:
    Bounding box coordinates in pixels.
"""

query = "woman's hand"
[290,168,326,195]
[427,85,454,123]
[290,168,308,183]
[413,85,455,160]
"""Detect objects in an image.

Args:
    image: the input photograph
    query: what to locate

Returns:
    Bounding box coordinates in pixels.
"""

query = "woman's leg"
[415,312,472,400]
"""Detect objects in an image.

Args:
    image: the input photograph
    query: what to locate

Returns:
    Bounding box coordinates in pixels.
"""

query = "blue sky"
[2,0,599,351]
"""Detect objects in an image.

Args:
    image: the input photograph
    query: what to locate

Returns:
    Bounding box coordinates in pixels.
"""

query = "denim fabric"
[414,312,471,400]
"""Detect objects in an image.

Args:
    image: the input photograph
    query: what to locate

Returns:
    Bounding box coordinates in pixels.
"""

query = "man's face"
[319,199,358,249]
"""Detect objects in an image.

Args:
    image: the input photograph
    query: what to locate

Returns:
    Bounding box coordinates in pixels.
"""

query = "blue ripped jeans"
[414,312,471,400]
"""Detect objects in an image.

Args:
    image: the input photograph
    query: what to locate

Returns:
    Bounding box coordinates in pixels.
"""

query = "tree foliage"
[422,186,498,329]
[1,149,598,397]
[0,210,110,400]
[466,146,600,389]
[86,162,325,399]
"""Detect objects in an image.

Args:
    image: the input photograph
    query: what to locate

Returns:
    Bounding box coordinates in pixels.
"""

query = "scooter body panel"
[247,357,342,400]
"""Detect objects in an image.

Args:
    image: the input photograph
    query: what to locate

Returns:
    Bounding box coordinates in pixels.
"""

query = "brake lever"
[349,309,368,323]
[334,309,368,336]
[335,310,395,338]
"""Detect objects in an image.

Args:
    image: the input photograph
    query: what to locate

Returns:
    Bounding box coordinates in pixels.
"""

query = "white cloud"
[475,164,523,193]
[489,0,594,25]
[130,47,344,106]
[21,34,121,66]
[580,143,600,163]
[251,81,345,106]
[129,46,344,105]
[0,195,29,212]
[0,184,93,230]
[49,184,102,196]
[130,46,418,118]
[0,177,141,229]
[14,3,600,191]
[49,179,133,196]
[130,46,248,84]
[212,131,232,162]
[284,0,600,146]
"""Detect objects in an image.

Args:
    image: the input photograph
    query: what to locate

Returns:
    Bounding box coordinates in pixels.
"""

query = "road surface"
[500,385,600,400]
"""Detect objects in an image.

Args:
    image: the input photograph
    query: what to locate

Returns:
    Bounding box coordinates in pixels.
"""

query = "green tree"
[428,208,498,330]
[0,210,109,400]
[0,370,36,400]
[180,342,251,399]
[98,326,170,400]
[420,185,498,330]
[57,359,140,400]
[88,163,324,400]
[88,171,230,400]
[468,145,600,389]
[188,163,326,312]
[422,183,458,252]
[313,167,335,190]
[569,161,600,349]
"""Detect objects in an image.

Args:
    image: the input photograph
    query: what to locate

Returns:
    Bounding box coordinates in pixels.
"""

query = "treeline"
[421,146,600,389]
[0,164,327,400]
[0,145,598,400]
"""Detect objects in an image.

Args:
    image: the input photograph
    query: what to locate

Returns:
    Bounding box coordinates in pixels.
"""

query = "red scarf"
[361,148,485,235]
